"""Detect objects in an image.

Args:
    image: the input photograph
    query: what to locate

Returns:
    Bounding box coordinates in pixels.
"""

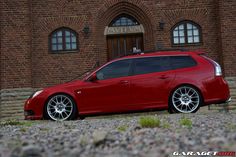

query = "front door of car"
[129,56,175,109]
[78,59,133,113]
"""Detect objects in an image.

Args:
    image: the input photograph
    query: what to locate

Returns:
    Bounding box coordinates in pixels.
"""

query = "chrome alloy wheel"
[172,86,200,113]
[47,95,73,121]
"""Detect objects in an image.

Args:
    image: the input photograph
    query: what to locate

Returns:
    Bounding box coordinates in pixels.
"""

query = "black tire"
[44,94,78,121]
[169,85,202,113]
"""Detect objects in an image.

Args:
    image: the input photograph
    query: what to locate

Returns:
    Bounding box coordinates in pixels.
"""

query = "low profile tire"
[45,94,77,121]
[169,86,202,113]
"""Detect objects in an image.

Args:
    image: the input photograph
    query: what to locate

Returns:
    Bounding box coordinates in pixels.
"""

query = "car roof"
[112,51,204,61]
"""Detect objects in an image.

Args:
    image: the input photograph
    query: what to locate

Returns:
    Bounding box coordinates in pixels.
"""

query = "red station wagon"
[24,51,231,121]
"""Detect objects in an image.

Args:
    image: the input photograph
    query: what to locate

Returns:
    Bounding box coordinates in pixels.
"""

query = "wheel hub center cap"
[181,95,191,104]
[56,103,65,112]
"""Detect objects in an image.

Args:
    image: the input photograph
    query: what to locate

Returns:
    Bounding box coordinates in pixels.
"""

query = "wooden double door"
[107,34,144,60]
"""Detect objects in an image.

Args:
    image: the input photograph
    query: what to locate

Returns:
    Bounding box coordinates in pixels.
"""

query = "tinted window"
[134,57,171,75]
[97,59,132,80]
[170,56,197,69]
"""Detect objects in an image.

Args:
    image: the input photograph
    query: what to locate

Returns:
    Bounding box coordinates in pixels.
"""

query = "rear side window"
[134,57,172,75]
[170,56,197,69]
[97,59,132,80]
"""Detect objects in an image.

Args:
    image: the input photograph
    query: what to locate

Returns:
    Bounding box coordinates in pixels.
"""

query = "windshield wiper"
[67,61,100,82]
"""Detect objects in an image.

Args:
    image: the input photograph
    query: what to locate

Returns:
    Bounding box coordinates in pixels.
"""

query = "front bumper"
[24,97,44,120]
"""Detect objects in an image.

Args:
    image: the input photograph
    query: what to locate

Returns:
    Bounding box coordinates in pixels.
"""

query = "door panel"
[78,77,131,113]
[107,34,143,60]
[129,57,176,109]
[130,71,175,109]
[77,59,133,113]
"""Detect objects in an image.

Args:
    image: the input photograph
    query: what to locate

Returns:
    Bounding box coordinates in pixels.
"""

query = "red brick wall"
[1,0,235,89]
[218,0,236,76]
[1,0,32,89]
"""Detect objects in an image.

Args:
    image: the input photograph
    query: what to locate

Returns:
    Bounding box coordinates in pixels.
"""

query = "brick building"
[0,0,236,118]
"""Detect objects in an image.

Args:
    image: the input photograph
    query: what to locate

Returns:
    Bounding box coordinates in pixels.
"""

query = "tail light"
[211,60,222,76]
[203,56,222,76]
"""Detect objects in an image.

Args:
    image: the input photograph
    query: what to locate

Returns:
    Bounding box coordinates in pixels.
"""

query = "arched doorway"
[104,14,145,60]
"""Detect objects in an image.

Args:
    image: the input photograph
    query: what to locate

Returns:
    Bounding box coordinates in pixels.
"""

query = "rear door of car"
[128,56,176,110]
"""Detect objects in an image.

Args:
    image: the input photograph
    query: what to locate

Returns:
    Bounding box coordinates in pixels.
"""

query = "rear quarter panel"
[170,54,214,103]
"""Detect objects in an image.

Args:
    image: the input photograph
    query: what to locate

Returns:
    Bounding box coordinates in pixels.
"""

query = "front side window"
[172,21,201,45]
[134,57,172,75]
[170,56,197,69]
[50,28,78,52]
[97,59,132,80]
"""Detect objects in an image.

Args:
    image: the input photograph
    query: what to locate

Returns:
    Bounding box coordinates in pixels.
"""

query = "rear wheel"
[170,86,202,113]
[45,94,77,121]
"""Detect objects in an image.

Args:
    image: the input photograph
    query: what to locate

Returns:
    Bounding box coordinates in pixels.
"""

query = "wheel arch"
[43,92,79,119]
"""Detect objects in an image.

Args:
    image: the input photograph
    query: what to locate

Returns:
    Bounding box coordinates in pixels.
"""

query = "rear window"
[170,56,197,69]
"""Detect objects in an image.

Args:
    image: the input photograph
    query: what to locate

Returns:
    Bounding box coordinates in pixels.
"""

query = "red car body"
[24,51,230,120]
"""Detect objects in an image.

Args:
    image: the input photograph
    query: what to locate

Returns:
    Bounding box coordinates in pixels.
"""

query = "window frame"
[171,21,202,46]
[49,27,79,53]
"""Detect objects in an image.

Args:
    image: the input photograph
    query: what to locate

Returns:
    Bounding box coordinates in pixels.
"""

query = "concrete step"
[1,100,25,105]
[1,95,30,101]
[1,113,24,120]
[1,105,24,111]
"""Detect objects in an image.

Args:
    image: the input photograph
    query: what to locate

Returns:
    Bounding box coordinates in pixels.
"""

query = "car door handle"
[120,80,129,85]
[158,75,169,79]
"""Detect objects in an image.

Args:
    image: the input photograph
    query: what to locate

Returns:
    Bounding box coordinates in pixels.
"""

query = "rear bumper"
[225,97,232,103]
[203,76,230,105]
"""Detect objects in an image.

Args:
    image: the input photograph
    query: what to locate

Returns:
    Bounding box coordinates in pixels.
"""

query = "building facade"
[0,0,236,118]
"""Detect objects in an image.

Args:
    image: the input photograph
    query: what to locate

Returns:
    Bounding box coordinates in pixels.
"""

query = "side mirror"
[89,73,98,82]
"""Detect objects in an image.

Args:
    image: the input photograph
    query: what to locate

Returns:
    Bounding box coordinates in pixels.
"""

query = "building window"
[172,21,202,45]
[109,14,139,27]
[50,28,78,52]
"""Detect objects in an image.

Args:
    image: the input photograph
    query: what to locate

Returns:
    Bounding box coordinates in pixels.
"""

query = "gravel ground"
[1,111,236,157]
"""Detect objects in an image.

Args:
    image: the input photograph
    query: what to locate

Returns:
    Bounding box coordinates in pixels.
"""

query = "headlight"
[29,90,43,99]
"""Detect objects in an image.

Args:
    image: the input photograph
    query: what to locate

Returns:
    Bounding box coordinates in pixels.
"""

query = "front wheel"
[45,94,77,121]
[170,86,202,113]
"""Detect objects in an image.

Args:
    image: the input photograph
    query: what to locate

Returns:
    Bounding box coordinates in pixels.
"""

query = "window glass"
[188,36,193,43]
[58,37,63,43]
[179,30,184,37]
[170,56,197,69]
[134,57,171,75]
[174,37,179,44]
[194,36,200,43]
[57,31,62,37]
[52,38,57,44]
[97,59,132,80]
[57,44,63,50]
[71,43,77,49]
[193,29,199,36]
[110,14,139,27]
[179,24,184,30]
[179,37,185,44]
[50,28,78,52]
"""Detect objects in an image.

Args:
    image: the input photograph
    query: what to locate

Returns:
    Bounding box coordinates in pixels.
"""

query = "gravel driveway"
[1,111,236,157]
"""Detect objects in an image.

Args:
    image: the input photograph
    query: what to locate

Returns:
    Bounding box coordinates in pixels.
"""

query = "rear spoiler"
[195,51,205,55]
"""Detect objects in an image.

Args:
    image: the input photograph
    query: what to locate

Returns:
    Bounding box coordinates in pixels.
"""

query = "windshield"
[68,61,100,82]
